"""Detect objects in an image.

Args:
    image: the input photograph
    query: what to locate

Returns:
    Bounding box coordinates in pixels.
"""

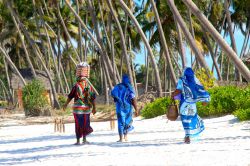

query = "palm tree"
[150,0,177,84]
[106,0,134,88]
[7,1,60,108]
[118,0,162,96]
[166,0,210,73]
[182,0,250,82]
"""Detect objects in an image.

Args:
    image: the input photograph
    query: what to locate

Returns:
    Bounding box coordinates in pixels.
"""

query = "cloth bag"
[166,100,179,121]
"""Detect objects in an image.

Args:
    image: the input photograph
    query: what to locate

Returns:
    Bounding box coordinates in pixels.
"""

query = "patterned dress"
[68,81,96,139]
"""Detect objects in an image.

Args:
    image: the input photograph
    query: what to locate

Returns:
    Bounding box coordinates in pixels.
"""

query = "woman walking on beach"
[63,64,96,145]
[172,67,210,144]
[111,74,138,142]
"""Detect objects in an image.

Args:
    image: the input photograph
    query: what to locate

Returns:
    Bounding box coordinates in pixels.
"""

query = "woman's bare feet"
[74,139,80,145]
[184,136,190,144]
[124,135,128,142]
[82,137,89,144]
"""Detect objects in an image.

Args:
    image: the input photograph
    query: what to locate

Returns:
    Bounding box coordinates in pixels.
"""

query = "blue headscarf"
[181,67,210,103]
[122,74,134,92]
[111,74,135,110]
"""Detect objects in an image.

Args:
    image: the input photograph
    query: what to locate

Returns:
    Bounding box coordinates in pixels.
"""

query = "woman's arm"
[131,98,139,116]
[92,101,96,115]
[171,89,182,99]
[63,98,72,111]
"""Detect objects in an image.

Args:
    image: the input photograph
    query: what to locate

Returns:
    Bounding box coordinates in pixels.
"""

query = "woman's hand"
[63,104,67,111]
[202,102,208,106]
[92,109,96,115]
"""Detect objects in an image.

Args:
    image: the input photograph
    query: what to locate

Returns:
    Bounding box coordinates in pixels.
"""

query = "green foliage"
[22,79,50,116]
[141,97,172,119]
[197,85,250,120]
[0,101,8,107]
[58,94,67,108]
[195,68,216,89]
[233,108,250,121]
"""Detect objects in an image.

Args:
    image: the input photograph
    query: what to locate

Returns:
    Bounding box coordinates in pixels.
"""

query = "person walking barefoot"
[111,74,138,142]
[63,65,96,145]
[172,67,210,144]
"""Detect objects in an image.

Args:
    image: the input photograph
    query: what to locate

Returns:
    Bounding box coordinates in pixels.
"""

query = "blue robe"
[176,68,210,137]
[111,83,135,135]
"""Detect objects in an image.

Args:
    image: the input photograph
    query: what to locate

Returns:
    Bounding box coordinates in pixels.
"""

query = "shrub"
[22,79,50,116]
[0,101,8,107]
[197,85,250,119]
[141,97,172,119]
[233,108,250,121]
[141,85,250,120]
[58,94,67,108]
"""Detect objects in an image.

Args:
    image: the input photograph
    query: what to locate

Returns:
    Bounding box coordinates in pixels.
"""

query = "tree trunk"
[11,14,37,78]
[75,0,83,61]
[0,46,26,86]
[212,14,226,72]
[3,58,14,104]
[43,11,65,95]
[181,0,250,82]
[202,28,222,80]
[224,0,239,81]
[108,13,116,84]
[119,0,162,97]
[167,0,210,73]
[173,14,186,69]
[57,5,81,62]
[150,0,177,85]
[86,0,118,85]
[65,1,116,85]
[107,0,135,87]
[7,3,60,108]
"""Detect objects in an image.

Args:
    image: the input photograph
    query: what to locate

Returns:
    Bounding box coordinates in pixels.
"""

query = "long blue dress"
[176,68,210,138]
[111,76,135,135]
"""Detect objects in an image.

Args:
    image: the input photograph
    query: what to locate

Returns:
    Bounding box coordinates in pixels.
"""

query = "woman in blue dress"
[111,75,138,142]
[172,67,210,144]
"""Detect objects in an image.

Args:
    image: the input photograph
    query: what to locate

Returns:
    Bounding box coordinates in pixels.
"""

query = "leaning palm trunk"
[45,23,77,66]
[181,0,250,82]
[7,2,60,108]
[238,28,250,81]
[106,0,134,87]
[224,0,239,81]
[57,5,81,62]
[86,0,118,85]
[150,0,177,85]
[11,15,37,78]
[202,28,222,80]
[3,58,14,104]
[44,24,66,95]
[212,14,226,73]
[173,14,186,69]
[75,0,83,61]
[119,0,162,96]
[65,1,115,86]
[0,78,10,102]
[0,46,26,86]
[167,0,210,73]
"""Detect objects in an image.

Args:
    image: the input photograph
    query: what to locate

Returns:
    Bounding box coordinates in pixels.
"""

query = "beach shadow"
[0,144,74,155]
[0,134,74,145]
[0,152,82,165]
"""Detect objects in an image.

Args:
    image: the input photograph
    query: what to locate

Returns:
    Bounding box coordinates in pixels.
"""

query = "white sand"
[0,115,249,166]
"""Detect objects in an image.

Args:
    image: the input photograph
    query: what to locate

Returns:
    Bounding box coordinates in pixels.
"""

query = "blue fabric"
[180,67,210,104]
[176,68,210,137]
[181,114,204,137]
[117,110,134,135]
[111,74,135,135]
